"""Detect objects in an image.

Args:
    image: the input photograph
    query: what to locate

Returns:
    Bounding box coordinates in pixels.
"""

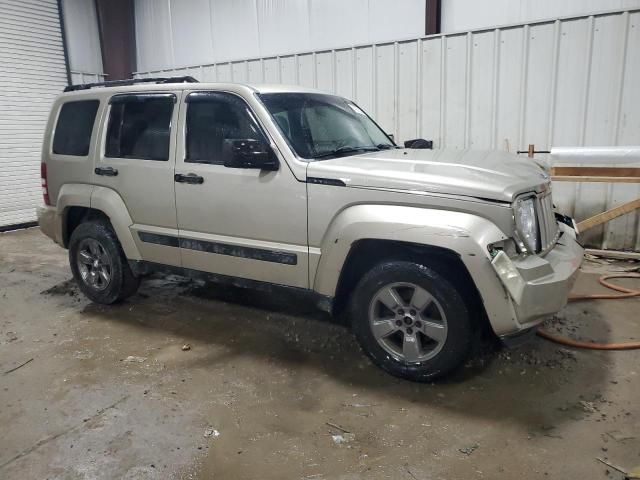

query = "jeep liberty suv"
[38,77,584,381]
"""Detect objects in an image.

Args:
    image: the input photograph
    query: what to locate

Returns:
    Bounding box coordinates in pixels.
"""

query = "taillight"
[41,162,50,205]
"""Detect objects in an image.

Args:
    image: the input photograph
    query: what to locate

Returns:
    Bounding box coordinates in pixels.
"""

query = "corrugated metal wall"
[0,0,69,227]
[442,0,640,32]
[61,0,105,84]
[135,8,640,250]
[134,0,427,73]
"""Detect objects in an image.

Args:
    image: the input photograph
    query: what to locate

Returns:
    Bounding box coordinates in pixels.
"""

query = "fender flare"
[312,204,518,334]
[90,186,141,260]
[50,184,94,246]
[56,183,93,214]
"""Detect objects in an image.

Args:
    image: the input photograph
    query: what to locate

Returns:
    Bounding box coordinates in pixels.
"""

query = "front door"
[93,91,182,266]
[174,91,308,288]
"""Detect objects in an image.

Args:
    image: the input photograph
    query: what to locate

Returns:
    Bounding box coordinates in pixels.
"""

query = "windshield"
[257,92,395,160]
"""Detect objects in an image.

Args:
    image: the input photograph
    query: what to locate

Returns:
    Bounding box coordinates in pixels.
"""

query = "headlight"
[514,196,539,253]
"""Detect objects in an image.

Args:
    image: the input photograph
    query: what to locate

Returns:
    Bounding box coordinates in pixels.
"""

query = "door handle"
[95,166,118,177]
[174,173,204,184]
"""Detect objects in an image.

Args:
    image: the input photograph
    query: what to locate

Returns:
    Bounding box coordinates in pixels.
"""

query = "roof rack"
[63,76,199,92]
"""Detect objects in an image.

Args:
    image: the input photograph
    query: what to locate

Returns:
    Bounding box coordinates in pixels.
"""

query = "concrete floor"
[1,228,639,479]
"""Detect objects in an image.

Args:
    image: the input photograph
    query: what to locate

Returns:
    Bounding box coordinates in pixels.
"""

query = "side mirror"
[404,138,433,149]
[222,139,279,171]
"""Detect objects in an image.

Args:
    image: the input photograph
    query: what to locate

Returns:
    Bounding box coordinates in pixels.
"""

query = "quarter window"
[186,92,266,164]
[52,100,100,156]
[105,94,174,161]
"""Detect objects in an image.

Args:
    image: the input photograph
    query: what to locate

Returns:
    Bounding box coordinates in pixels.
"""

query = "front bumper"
[37,205,63,246]
[491,223,583,335]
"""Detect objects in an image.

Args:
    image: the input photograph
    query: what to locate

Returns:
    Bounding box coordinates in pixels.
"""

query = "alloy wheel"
[76,238,112,291]
[368,282,448,363]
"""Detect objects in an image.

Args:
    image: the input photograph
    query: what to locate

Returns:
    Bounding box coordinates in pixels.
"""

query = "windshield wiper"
[312,145,380,159]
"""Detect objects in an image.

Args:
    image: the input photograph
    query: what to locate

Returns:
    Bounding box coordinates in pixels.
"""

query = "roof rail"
[63,76,199,92]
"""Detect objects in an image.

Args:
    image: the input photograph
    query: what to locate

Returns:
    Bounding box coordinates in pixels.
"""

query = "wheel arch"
[54,183,94,248]
[58,186,141,260]
[311,204,514,335]
[332,239,490,334]
[62,206,108,247]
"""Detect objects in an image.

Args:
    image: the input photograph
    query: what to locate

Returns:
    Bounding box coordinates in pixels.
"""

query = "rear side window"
[52,100,100,156]
[105,94,174,161]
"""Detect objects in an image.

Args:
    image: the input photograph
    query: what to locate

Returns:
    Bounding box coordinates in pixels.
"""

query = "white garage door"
[0,0,68,228]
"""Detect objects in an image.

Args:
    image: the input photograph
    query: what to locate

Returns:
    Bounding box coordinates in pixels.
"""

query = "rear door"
[93,91,182,266]
[173,91,308,288]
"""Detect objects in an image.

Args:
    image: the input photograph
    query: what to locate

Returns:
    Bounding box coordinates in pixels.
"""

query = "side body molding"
[90,186,141,260]
[312,205,519,335]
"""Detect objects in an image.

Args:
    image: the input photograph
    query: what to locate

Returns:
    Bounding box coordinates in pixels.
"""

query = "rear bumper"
[36,205,63,246]
[491,224,583,336]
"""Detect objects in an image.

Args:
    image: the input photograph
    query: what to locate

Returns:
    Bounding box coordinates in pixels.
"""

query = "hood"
[306,148,550,202]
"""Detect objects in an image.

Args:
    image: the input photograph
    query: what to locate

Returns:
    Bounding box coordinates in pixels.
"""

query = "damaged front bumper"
[491,223,584,337]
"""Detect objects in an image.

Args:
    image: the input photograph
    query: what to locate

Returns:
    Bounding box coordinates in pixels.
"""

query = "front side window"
[258,93,394,160]
[52,100,100,156]
[185,92,266,164]
[105,94,174,161]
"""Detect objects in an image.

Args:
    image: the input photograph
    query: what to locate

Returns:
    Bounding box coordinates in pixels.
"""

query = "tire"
[68,221,140,304]
[350,261,474,382]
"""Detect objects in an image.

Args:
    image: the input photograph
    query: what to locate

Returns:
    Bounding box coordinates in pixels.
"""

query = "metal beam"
[55,0,72,85]
[425,0,441,35]
[95,0,136,80]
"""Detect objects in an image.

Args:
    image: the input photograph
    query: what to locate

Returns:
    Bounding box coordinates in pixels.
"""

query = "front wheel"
[68,221,140,304]
[350,261,474,382]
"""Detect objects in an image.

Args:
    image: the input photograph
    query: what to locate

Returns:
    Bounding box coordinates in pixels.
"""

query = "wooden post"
[576,198,640,232]
[528,144,535,158]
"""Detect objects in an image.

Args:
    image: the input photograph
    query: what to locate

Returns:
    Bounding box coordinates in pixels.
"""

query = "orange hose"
[569,273,640,301]
[536,273,640,350]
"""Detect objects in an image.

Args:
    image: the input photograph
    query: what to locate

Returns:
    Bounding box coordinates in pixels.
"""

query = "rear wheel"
[69,221,140,304]
[351,261,474,382]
